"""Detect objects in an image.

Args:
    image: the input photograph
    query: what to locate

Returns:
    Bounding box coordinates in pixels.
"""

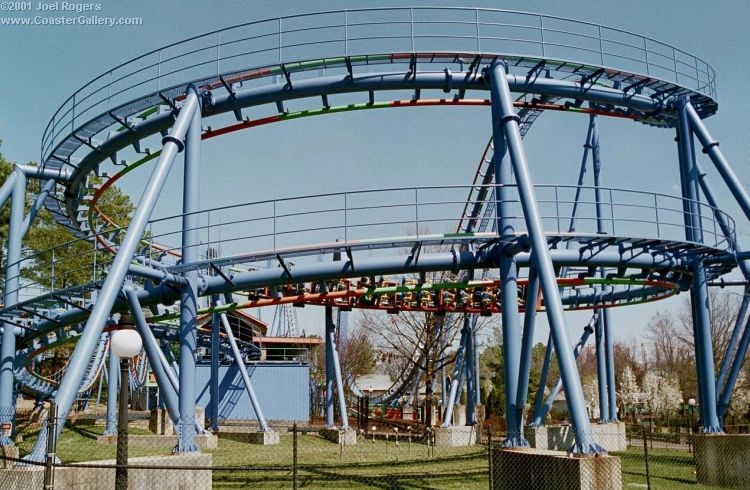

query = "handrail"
[40,7,716,167]
[8,183,735,302]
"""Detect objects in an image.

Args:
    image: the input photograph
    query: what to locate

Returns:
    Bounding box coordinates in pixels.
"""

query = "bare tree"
[360,309,463,426]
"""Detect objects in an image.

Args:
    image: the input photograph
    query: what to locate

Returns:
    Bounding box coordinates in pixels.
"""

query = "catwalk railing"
[7,183,736,306]
[40,6,716,167]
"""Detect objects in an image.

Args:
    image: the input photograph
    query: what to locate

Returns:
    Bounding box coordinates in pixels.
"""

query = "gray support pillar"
[441,320,468,427]
[24,88,201,463]
[0,168,26,444]
[159,340,179,394]
[491,69,526,448]
[22,179,56,236]
[325,306,335,428]
[175,87,202,453]
[125,288,179,426]
[210,305,221,431]
[103,339,119,436]
[489,61,602,453]
[692,261,722,432]
[603,308,618,421]
[217,309,269,431]
[516,267,539,428]
[529,333,553,427]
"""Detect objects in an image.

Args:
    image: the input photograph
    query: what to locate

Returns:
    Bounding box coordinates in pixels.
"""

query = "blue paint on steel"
[24,88,200,463]
[0,168,26,445]
[217,306,269,432]
[529,333,553,427]
[325,306,335,428]
[718,307,750,419]
[125,288,180,427]
[210,304,220,431]
[517,267,539,428]
[603,308,618,422]
[491,65,526,447]
[536,321,595,425]
[692,261,722,432]
[465,319,477,426]
[176,88,202,453]
[490,60,602,453]
[441,319,467,427]
[326,307,349,430]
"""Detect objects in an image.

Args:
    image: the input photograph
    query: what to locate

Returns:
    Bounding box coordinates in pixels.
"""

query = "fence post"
[43,401,59,490]
[487,425,494,490]
[292,423,298,490]
[642,426,651,490]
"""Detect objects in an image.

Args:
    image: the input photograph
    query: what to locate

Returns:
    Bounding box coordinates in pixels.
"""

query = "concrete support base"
[0,446,18,469]
[434,425,477,447]
[0,453,212,489]
[527,422,626,452]
[216,430,280,445]
[149,407,206,436]
[320,428,357,446]
[492,448,621,490]
[694,434,750,489]
[97,433,218,450]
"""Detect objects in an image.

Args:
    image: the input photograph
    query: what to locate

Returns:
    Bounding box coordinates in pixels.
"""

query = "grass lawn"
[17,423,737,489]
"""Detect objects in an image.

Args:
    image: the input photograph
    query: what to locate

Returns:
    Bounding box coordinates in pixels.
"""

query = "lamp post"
[688,398,696,430]
[110,327,143,490]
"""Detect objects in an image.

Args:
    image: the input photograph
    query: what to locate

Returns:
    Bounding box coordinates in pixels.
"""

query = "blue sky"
[1,0,748,347]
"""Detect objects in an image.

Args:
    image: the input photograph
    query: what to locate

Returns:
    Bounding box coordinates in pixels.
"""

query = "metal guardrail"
[10,183,735,301]
[40,7,716,167]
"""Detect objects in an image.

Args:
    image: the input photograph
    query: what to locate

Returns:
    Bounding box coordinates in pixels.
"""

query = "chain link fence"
[0,403,748,489]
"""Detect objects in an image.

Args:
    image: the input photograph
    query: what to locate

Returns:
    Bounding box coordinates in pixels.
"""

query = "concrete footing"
[492,448,621,490]
[97,433,218,450]
[434,425,477,447]
[527,422,626,452]
[320,428,357,446]
[694,433,750,489]
[0,453,212,489]
[218,430,280,445]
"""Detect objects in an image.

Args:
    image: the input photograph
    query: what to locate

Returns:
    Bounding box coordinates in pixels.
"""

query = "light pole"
[688,398,696,430]
[110,327,143,490]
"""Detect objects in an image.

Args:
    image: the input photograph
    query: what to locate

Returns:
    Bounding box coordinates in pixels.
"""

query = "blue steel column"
[491,69,526,448]
[325,306,349,429]
[719,309,750,418]
[125,288,180,426]
[685,103,750,223]
[516,267,539,429]
[465,320,477,425]
[0,167,26,445]
[25,87,200,462]
[441,319,467,427]
[210,304,221,432]
[591,115,612,424]
[603,308,618,421]
[678,99,721,432]
[325,306,335,428]
[536,323,595,424]
[103,339,119,436]
[217,309,269,431]
[175,86,202,453]
[529,333,553,427]
[692,261,722,432]
[489,60,602,453]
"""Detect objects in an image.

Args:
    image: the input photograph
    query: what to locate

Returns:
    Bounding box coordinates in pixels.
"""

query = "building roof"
[354,374,394,392]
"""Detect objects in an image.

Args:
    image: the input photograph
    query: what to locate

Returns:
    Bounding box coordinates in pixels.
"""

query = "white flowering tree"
[619,365,640,420]
[643,371,682,422]
[583,377,600,420]
[728,373,750,421]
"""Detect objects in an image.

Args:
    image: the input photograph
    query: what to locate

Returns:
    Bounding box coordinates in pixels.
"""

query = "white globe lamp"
[111,329,142,358]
